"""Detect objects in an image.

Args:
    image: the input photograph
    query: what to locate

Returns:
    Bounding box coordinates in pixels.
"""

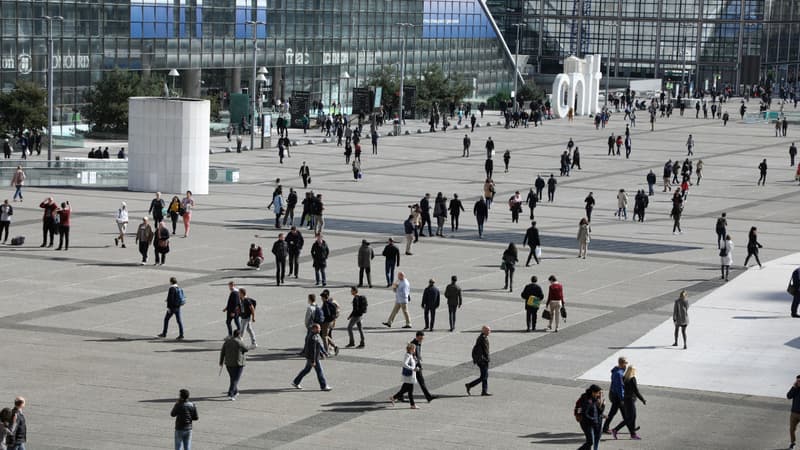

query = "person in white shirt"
[382,272,412,328]
[115,202,129,248]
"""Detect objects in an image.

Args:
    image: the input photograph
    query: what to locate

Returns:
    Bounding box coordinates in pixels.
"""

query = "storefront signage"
[1,51,89,74]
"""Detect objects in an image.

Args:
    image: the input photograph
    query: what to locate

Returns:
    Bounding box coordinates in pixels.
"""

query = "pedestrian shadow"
[78,262,145,268]
[607,345,660,350]
[321,400,388,413]
[140,395,230,403]
[84,336,156,343]
[247,352,303,362]
[785,336,800,349]
[238,388,296,395]
[519,431,585,445]
[154,348,217,353]
[732,315,784,319]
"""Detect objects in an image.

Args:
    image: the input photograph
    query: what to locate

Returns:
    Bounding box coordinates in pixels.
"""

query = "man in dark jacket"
[788,374,800,448]
[219,330,249,400]
[419,193,433,237]
[272,233,288,286]
[602,357,629,433]
[421,279,441,331]
[473,197,488,238]
[299,161,311,188]
[9,397,26,450]
[547,174,557,202]
[520,276,545,331]
[346,286,367,348]
[357,239,374,288]
[223,281,241,337]
[448,194,465,231]
[646,170,657,196]
[584,192,595,222]
[444,275,462,332]
[525,188,538,220]
[791,267,800,317]
[485,158,493,179]
[523,221,541,266]
[311,233,330,286]
[158,277,185,339]
[292,323,331,391]
[534,175,546,200]
[171,389,198,449]
[286,226,304,278]
[403,216,415,255]
[463,134,471,157]
[397,331,437,402]
[466,325,491,396]
[382,238,400,287]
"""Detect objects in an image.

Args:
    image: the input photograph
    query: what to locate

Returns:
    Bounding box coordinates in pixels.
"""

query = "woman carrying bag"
[389,343,420,409]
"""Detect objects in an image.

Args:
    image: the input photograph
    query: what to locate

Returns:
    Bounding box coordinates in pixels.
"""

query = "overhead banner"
[423,0,496,39]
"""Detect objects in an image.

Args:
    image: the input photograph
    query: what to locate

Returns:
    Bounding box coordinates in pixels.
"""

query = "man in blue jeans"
[158,277,185,340]
[382,238,400,287]
[220,330,249,400]
[170,389,198,450]
[602,356,629,433]
[292,324,332,391]
[465,325,491,396]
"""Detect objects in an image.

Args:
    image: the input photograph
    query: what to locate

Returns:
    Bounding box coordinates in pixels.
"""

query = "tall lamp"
[246,20,266,151]
[257,66,268,148]
[168,69,180,96]
[40,15,64,161]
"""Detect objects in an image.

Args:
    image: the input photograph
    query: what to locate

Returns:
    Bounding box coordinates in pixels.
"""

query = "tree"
[0,81,47,135]
[366,64,471,119]
[365,65,400,115]
[516,79,545,105]
[82,69,163,133]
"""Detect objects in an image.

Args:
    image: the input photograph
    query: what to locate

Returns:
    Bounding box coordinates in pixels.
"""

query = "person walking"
[671,198,683,235]
[788,375,800,450]
[547,174,557,202]
[148,192,166,226]
[577,218,591,259]
[616,189,628,220]
[744,226,764,268]
[389,343,420,409]
[584,192,595,222]
[171,389,198,450]
[611,366,645,441]
[239,287,257,348]
[286,226,304,278]
[484,158,494,179]
[283,188,297,227]
[10,166,25,202]
[545,275,565,332]
[409,331,436,402]
[8,397,26,450]
[485,136,494,159]
[602,356,629,434]
[345,286,367,348]
[0,199,12,244]
[39,196,57,248]
[135,217,154,265]
[720,234,734,281]
[382,271,412,328]
[219,330,249,400]
[157,277,185,340]
[465,325,491,396]
[791,143,798,167]
[181,191,194,237]
[299,162,311,188]
[153,221,170,265]
[483,178,495,210]
[508,191,522,223]
[523,221,541,266]
[462,134,471,157]
[433,192,447,236]
[357,239,374,288]
[448,193,465,231]
[520,276,544,331]
[403,215,415,256]
[535,175,546,201]
[646,170,656,196]
[311,233,330,286]
[790,266,800,318]
[382,238,400,286]
[223,281,242,337]
[686,134,694,156]
[113,202,129,248]
[716,213,728,249]
[474,197,489,238]
[167,196,181,235]
[272,233,288,285]
[445,275,462,332]
[695,159,704,185]
[503,150,511,173]
[319,290,340,355]
[501,242,518,292]
[292,323,332,391]
[526,188,538,220]
[673,290,689,349]
[421,279,440,331]
[758,159,768,185]
[55,201,71,251]
[578,385,605,450]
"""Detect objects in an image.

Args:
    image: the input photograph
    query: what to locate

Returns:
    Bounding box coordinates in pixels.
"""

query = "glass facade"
[488,0,799,92]
[0,0,517,119]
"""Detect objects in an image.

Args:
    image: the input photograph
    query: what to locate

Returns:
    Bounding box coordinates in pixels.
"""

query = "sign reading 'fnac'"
[551,55,603,118]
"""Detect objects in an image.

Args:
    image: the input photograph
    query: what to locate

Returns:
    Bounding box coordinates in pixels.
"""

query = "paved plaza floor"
[1,104,798,449]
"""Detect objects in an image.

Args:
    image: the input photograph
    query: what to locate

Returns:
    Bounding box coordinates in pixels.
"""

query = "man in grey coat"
[292,323,332,391]
[421,278,441,331]
[219,330,249,400]
[357,239,374,288]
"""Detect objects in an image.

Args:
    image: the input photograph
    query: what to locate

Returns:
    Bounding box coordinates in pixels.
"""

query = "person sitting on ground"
[247,243,264,269]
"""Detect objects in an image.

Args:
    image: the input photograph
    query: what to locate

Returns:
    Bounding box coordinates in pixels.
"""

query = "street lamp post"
[396,23,414,136]
[168,69,180,96]
[340,71,350,115]
[604,50,611,108]
[246,20,265,151]
[41,15,63,161]
[511,23,522,113]
[257,66,268,149]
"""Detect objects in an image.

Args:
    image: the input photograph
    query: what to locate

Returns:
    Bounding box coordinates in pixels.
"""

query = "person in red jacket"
[546,275,565,332]
[56,201,71,251]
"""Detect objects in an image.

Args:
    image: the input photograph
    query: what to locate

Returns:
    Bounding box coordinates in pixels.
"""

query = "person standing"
[584,192,595,222]
[39,197,57,248]
[311,233,330,286]
[382,271,412,328]
[271,233,288,286]
[686,134,694,156]
[148,192,165,226]
[695,159,704,185]
[520,276,544,332]
[503,150,511,173]
[389,343,420,409]
[758,159,768,185]
[673,290,689,349]
[382,238,400,287]
[448,193,464,231]
[357,239,374,288]
[465,325,491,396]
[433,192,447,236]
[602,356,629,434]
[474,197,488,238]
[743,226,764,268]
[219,330,249,400]
[283,188,297,227]
[572,147,582,170]
[720,234,734,281]
[788,375,800,450]
[485,136,494,159]
[0,199,12,244]
[484,158,494,179]
[616,189,628,220]
[292,323,332,391]
[578,385,605,450]
[181,191,194,237]
[440,275,462,332]
[577,218,591,259]
[312,193,325,235]
[525,188,538,220]
[523,221,541,266]
[535,175,546,200]
[463,134,471,157]
[421,279,440,331]
[502,243,518,292]
[646,170,657,196]
[790,266,800,318]
[371,132,378,154]
[346,286,367,348]
[716,213,728,249]
[55,201,71,251]
[403,215,415,255]
[419,193,433,237]
[8,397,25,450]
[158,277,185,339]
[547,174,557,202]
[299,162,311,188]
[135,217,154,265]
[238,287,257,348]
[286,226,304,278]
[546,275,565,331]
[610,366,645,440]
[153,221,170,265]
[10,166,25,202]
[223,281,241,337]
[170,389,198,450]
[115,202,129,248]
[791,143,798,167]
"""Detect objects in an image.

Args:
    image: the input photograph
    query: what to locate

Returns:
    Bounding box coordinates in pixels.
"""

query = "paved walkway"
[0,102,797,449]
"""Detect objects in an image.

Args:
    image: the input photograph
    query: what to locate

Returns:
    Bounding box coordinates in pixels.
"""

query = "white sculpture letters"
[552,55,603,118]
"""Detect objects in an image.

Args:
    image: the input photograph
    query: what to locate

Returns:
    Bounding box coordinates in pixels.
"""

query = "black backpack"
[322,300,338,322]
[355,295,368,315]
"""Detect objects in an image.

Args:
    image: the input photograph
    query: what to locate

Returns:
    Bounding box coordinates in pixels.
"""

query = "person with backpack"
[238,288,257,348]
[465,325,491,396]
[272,233,288,286]
[158,277,185,340]
[223,281,242,337]
[170,389,198,450]
[520,276,545,332]
[577,385,605,450]
[319,290,340,356]
[346,286,367,348]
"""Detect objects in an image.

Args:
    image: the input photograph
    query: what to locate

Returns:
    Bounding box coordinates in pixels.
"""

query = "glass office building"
[0,0,519,120]
[488,0,800,93]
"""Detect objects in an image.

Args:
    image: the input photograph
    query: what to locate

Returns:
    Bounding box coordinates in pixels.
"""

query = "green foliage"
[486,91,511,110]
[366,65,400,114]
[0,80,47,134]
[204,95,221,121]
[82,69,164,133]
[516,79,545,104]
[366,64,471,118]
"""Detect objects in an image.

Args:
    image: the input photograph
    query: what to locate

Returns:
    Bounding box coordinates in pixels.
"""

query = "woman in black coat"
[743,226,763,268]
[611,366,646,440]
[501,242,518,292]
